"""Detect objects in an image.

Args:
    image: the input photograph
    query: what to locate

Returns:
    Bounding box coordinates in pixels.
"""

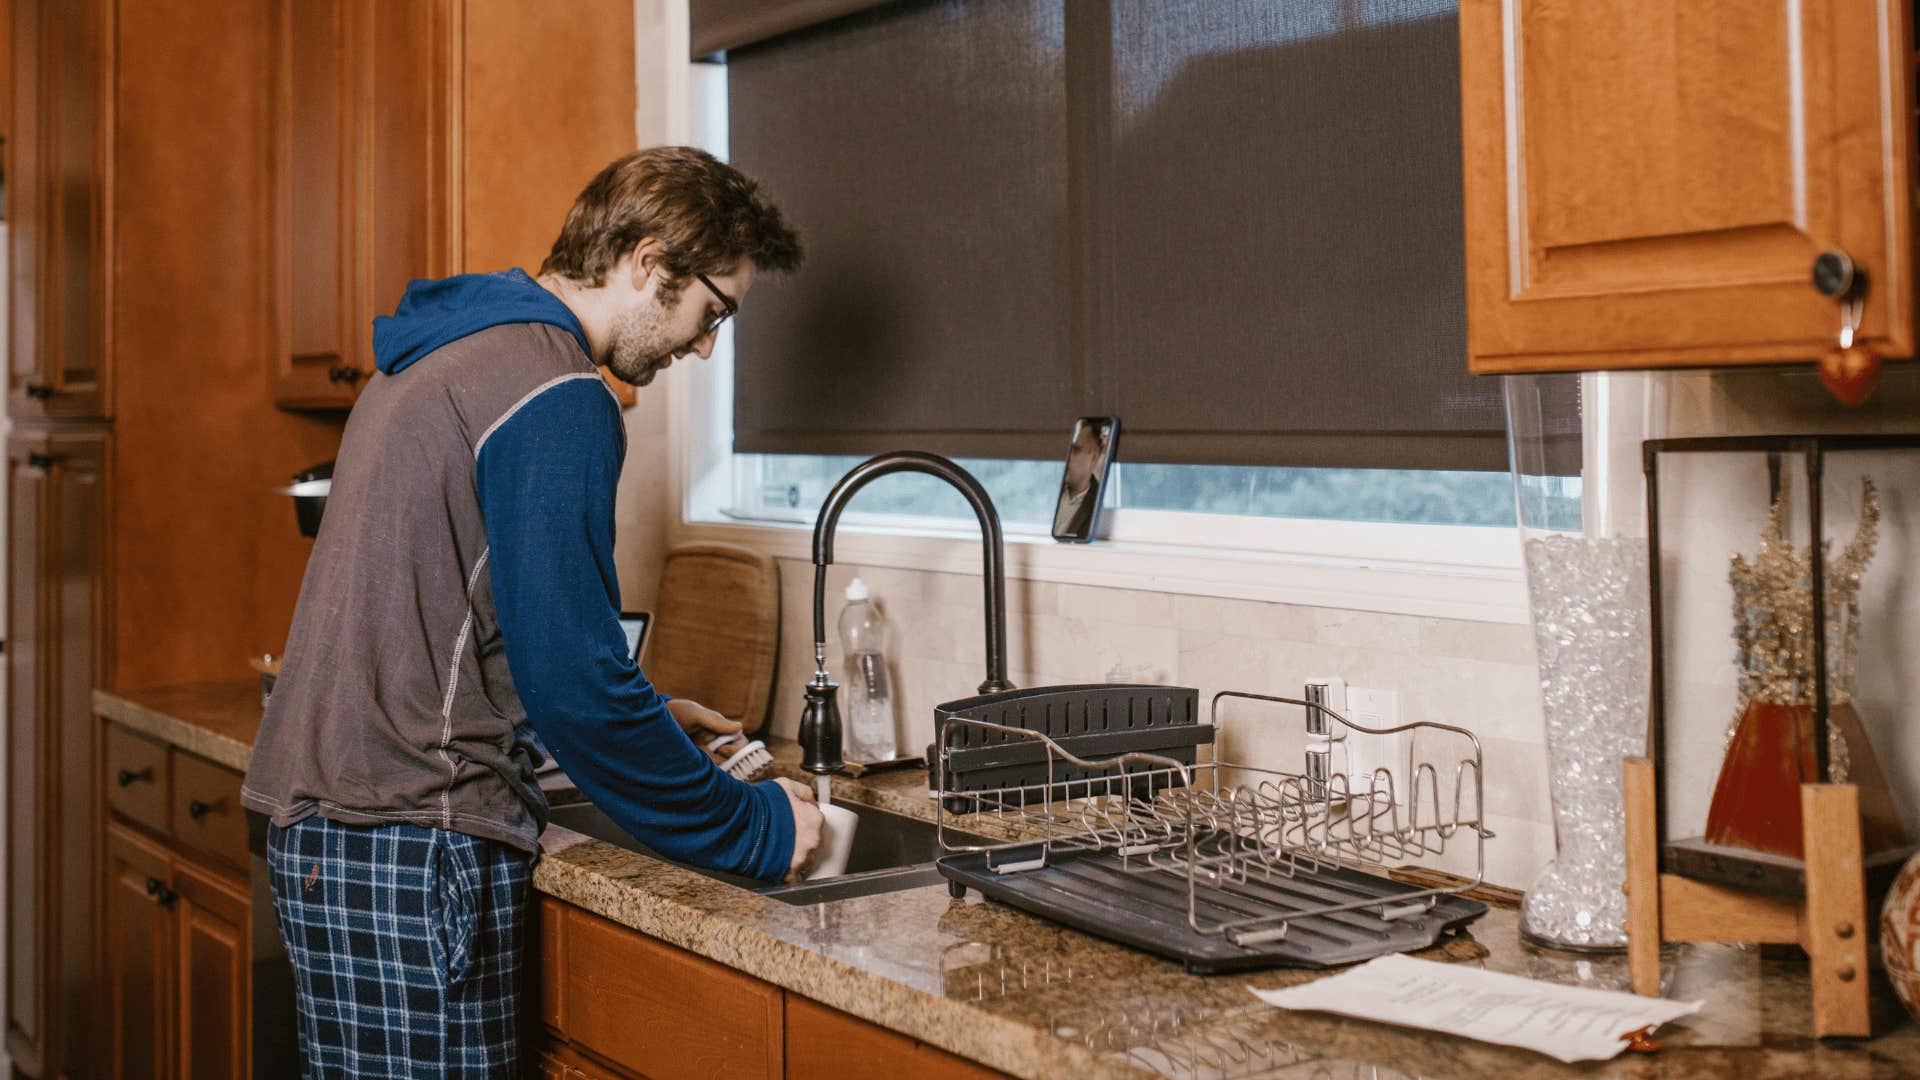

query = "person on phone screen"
[1053,420,1111,538]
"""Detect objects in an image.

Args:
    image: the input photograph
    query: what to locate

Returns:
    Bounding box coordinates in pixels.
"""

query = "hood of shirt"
[370,268,592,375]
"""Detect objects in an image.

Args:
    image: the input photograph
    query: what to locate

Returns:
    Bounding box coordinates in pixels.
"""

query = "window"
[671,9,1556,624]
[725,452,1570,531]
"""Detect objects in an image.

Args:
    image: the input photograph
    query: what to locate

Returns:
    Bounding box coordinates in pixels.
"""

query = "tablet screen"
[618,611,649,662]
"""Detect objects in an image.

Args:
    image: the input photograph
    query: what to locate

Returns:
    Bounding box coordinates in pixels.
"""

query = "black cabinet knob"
[25,453,57,470]
[1813,250,1866,299]
[116,767,152,788]
[145,877,177,907]
[327,364,364,385]
[22,383,52,401]
[187,799,212,821]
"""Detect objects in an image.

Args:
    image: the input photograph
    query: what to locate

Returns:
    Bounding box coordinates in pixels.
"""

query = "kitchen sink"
[544,796,992,905]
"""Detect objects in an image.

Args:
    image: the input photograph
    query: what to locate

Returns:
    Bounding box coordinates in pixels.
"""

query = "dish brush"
[705,733,773,781]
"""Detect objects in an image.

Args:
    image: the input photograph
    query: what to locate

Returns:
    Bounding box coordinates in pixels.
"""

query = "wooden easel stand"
[1624,755,1870,1038]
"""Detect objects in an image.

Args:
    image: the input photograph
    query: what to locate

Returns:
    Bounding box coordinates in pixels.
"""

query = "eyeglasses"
[694,272,739,339]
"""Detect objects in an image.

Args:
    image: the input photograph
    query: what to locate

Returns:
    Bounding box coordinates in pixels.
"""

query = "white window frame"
[655,41,1532,626]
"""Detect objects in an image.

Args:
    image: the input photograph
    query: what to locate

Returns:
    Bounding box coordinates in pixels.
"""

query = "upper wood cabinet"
[8,0,110,418]
[271,0,636,411]
[272,0,451,409]
[1461,0,1917,373]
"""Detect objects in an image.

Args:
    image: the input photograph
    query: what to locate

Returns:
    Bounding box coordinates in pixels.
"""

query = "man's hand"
[773,777,824,883]
[665,698,742,765]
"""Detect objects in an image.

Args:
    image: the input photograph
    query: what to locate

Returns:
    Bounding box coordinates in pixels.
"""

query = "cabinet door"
[8,0,111,418]
[458,0,633,274]
[272,0,449,410]
[172,856,250,1080]
[786,996,1003,1080]
[1461,0,1916,373]
[4,426,109,1077]
[562,905,783,1078]
[105,824,175,1080]
[271,0,363,408]
[4,436,46,1073]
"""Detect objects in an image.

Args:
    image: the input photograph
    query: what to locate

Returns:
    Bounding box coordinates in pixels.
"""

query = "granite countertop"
[96,680,262,772]
[95,681,1920,1078]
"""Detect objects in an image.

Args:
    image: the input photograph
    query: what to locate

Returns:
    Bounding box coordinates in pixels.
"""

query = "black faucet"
[798,451,1016,778]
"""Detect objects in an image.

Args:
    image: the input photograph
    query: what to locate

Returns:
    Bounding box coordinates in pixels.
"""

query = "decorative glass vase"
[1505,373,1655,951]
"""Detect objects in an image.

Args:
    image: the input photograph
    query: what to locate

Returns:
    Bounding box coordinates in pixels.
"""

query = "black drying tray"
[937,847,1487,974]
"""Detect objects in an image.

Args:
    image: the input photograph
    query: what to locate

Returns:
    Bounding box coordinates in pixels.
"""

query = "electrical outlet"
[1343,687,1403,802]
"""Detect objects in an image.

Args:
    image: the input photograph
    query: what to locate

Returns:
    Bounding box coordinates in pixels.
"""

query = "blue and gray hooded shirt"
[241,269,794,881]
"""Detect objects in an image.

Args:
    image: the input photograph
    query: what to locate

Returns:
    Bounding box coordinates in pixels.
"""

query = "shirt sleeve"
[474,374,793,881]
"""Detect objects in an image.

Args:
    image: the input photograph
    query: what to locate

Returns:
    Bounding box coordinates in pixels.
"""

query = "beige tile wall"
[758,558,1555,890]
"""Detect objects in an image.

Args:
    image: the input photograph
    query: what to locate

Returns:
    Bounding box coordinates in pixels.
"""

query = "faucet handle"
[798,679,845,776]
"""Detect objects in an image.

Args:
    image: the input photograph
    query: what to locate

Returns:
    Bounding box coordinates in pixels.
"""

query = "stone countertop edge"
[92,682,1920,1079]
[95,683,257,773]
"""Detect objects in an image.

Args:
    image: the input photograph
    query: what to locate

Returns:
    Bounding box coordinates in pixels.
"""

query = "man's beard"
[604,299,693,386]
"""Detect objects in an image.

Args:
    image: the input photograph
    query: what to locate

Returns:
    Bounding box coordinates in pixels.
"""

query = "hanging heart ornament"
[1817,297,1881,406]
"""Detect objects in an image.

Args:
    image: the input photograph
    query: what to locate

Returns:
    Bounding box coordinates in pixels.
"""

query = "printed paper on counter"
[1249,953,1702,1063]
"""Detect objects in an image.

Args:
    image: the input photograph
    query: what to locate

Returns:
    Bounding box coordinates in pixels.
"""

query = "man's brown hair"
[540,146,802,289]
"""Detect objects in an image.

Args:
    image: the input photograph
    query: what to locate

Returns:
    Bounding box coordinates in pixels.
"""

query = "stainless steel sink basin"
[544,796,991,905]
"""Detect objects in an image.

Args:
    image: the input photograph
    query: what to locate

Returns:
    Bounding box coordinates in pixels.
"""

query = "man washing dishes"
[242,147,821,1076]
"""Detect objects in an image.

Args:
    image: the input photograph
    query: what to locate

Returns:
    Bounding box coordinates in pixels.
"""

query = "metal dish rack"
[934,688,1494,972]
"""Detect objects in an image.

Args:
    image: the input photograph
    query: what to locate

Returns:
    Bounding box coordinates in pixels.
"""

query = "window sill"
[669,514,1529,625]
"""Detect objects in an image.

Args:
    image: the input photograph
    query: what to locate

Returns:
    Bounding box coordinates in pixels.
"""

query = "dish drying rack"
[932,685,1493,972]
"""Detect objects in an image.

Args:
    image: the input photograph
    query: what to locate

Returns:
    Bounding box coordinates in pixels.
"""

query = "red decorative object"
[1818,344,1882,406]
[1704,701,1905,858]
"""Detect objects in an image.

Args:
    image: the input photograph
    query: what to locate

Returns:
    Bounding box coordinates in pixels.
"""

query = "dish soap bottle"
[838,577,897,761]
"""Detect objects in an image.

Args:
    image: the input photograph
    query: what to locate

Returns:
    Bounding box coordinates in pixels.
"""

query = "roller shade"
[730,1,1553,473]
[691,0,896,59]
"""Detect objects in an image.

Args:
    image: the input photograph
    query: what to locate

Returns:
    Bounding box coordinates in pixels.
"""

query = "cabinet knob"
[1812,250,1866,300]
[145,877,177,907]
[187,799,212,821]
[25,453,58,470]
[116,767,152,788]
[327,364,364,385]
[21,382,52,401]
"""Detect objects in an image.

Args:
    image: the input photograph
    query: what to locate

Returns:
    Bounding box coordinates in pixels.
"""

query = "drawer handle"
[145,877,177,907]
[187,799,213,821]
[22,382,53,401]
[116,767,153,788]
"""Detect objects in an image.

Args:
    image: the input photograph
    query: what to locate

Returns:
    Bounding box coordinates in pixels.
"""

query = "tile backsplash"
[759,559,1555,891]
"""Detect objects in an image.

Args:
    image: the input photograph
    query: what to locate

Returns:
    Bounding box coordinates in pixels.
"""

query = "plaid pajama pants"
[267,816,535,1078]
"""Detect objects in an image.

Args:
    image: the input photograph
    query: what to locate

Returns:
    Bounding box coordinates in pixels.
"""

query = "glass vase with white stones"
[1503,372,1656,952]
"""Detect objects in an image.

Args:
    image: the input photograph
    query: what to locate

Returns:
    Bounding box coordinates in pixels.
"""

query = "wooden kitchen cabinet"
[556,899,785,1077]
[785,995,1003,1080]
[271,0,637,410]
[100,731,254,1080]
[8,0,111,418]
[272,0,451,408]
[1460,0,1918,374]
[6,1,635,1072]
[172,858,251,1080]
[5,427,109,1079]
[104,824,172,1080]
[529,895,1006,1079]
